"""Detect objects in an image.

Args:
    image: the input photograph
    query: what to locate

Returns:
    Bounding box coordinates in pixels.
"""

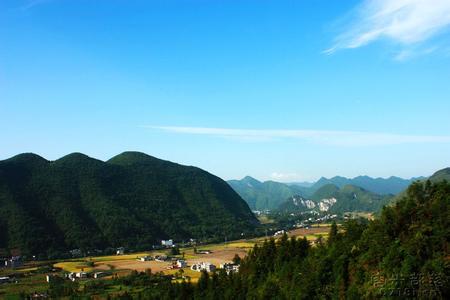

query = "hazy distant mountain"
[311,175,423,195]
[288,181,315,188]
[0,152,258,256]
[227,177,308,210]
[229,173,422,211]
[278,184,393,214]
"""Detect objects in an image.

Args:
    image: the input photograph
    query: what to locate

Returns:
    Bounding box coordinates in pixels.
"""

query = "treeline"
[48,180,449,299]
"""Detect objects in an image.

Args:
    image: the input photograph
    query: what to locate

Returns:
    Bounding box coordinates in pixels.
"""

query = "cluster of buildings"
[190,262,216,272]
[252,210,271,216]
[161,239,174,247]
[294,214,338,228]
[219,263,240,274]
[47,271,109,283]
[190,261,240,273]
[273,230,286,237]
[65,272,88,281]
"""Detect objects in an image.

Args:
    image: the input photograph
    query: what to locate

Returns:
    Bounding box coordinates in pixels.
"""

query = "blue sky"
[2,0,450,182]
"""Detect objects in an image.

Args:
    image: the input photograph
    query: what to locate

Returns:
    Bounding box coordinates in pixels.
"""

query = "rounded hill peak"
[429,167,450,182]
[54,153,102,165]
[4,153,48,164]
[242,176,261,183]
[107,151,160,166]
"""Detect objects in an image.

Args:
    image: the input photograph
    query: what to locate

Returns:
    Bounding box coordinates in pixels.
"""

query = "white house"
[76,272,88,278]
[176,259,187,268]
[273,230,286,236]
[0,276,10,284]
[161,239,173,247]
[139,256,153,262]
[190,262,216,272]
[116,247,125,255]
[220,263,240,274]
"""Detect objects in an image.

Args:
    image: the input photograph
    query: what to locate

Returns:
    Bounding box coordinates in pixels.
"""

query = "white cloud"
[270,172,313,182]
[326,0,450,56]
[146,126,450,147]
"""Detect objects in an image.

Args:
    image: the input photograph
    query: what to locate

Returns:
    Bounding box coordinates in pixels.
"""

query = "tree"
[232,254,241,265]
[171,246,180,255]
[328,221,338,245]
[197,270,209,292]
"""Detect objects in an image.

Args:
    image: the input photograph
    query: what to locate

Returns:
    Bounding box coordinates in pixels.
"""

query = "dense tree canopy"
[0,152,258,257]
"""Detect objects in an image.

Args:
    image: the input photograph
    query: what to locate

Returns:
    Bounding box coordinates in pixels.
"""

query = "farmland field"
[0,225,332,296]
[54,224,332,276]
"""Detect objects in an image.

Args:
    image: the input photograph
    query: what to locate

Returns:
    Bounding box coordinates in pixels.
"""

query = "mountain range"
[228,173,428,212]
[305,175,426,195]
[0,152,258,257]
[227,176,309,210]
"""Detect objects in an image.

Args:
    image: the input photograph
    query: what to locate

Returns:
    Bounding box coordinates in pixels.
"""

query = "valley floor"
[0,225,331,297]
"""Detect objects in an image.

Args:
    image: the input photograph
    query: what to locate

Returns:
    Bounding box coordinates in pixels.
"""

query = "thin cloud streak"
[270,172,311,182]
[326,0,450,56]
[146,126,450,147]
[21,0,53,10]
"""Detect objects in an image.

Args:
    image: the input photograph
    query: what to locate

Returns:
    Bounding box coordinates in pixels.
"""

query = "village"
[0,224,332,296]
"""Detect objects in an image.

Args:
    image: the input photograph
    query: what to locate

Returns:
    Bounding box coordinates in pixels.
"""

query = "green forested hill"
[316,184,393,213]
[390,167,450,205]
[278,184,393,214]
[429,167,450,182]
[227,176,308,210]
[0,152,258,257]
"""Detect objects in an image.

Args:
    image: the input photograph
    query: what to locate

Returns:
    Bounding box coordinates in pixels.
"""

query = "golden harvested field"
[54,261,94,273]
[52,225,331,278]
[95,260,170,273]
[287,226,331,237]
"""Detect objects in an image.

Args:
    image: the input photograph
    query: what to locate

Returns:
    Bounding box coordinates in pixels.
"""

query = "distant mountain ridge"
[310,175,424,195]
[227,176,308,210]
[0,152,258,257]
[229,174,424,211]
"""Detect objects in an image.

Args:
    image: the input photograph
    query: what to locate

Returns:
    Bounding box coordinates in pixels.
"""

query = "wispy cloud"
[270,172,310,182]
[21,0,53,10]
[146,126,450,147]
[325,0,450,57]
